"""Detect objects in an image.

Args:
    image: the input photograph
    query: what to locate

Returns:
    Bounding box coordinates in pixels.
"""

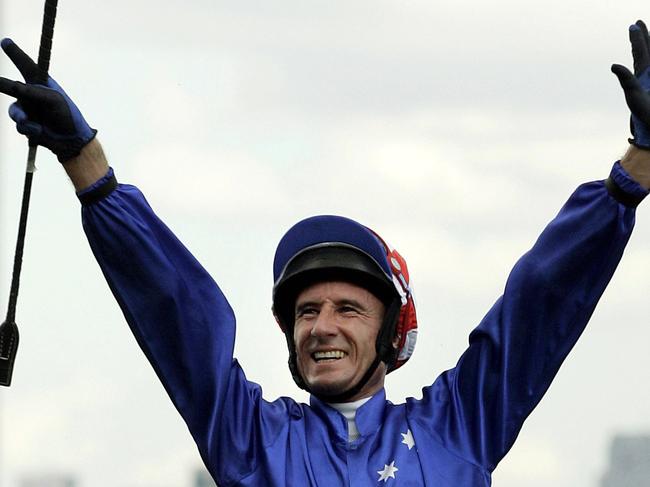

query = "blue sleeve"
[409,162,647,472]
[79,169,291,483]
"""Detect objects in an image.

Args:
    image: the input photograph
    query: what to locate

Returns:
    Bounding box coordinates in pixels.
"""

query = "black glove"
[0,38,96,162]
[612,20,650,149]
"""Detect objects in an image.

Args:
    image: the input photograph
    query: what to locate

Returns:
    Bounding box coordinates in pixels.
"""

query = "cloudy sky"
[1,1,649,486]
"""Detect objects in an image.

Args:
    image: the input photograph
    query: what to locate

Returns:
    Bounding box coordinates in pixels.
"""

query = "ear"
[392,334,400,349]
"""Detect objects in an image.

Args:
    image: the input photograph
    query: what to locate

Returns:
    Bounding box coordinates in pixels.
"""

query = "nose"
[310,307,338,337]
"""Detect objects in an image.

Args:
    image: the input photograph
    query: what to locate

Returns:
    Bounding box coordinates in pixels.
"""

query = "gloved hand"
[0,38,96,162]
[612,20,650,150]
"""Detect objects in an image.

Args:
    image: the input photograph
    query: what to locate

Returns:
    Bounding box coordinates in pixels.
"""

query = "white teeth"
[313,350,347,361]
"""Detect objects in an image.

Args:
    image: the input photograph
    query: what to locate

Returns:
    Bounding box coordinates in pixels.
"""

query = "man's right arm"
[74,144,290,486]
[0,38,290,483]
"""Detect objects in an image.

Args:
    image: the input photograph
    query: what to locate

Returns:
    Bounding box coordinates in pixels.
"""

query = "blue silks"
[79,162,644,486]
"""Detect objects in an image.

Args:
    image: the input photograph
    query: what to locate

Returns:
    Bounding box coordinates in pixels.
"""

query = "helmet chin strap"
[287,298,401,403]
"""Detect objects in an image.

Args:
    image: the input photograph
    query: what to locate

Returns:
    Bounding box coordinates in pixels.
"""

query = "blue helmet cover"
[273,215,392,285]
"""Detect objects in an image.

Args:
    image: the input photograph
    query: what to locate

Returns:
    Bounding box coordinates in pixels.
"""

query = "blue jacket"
[80,162,646,486]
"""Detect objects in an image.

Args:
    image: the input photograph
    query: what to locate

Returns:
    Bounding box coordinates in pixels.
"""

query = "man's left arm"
[413,159,643,470]
[411,20,650,472]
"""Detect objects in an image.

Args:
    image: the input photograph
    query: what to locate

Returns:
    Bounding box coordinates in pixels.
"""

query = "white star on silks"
[401,429,415,450]
[377,461,399,482]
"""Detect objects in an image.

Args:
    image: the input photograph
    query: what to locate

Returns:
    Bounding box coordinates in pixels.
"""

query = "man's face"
[293,280,387,401]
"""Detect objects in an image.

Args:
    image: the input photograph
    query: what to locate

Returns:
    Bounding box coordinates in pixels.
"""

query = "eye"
[296,307,318,319]
[338,305,359,315]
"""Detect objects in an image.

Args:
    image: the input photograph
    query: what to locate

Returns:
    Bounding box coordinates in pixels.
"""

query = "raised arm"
[410,20,650,473]
[408,157,646,472]
[0,38,288,482]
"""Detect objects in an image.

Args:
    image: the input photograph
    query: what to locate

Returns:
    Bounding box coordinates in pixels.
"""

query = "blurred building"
[18,475,77,487]
[194,468,217,487]
[600,434,650,487]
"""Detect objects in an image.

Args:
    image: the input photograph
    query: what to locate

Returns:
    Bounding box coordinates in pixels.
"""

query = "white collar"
[328,397,372,442]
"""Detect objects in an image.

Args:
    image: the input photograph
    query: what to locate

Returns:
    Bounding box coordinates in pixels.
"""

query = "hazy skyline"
[1,1,649,486]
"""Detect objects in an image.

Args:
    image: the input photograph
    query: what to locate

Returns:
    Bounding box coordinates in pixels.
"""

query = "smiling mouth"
[312,350,348,362]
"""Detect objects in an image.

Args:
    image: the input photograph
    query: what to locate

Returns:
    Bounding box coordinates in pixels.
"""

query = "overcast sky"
[1,1,650,486]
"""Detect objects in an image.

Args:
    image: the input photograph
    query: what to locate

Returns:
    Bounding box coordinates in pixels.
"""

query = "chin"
[306,378,353,397]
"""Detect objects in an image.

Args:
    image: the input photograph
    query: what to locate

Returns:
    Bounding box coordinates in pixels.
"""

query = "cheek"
[293,327,313,372]
[353,327,380,355]
[293,324,308,351]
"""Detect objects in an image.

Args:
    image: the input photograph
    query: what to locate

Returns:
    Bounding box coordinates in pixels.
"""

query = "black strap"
[78,173,117,206]
[605,176,644,208]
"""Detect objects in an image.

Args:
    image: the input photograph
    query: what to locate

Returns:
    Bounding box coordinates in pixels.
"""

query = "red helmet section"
[368,230,418,371]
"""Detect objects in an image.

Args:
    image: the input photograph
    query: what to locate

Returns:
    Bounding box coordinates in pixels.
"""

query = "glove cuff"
[627,137,650,151]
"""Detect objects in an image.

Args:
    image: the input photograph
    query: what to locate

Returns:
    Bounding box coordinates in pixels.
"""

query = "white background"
[1,1,649,486]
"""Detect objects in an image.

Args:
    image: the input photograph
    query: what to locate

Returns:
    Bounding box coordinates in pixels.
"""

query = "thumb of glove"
[612,64,640,90]
[611,63,650,119]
